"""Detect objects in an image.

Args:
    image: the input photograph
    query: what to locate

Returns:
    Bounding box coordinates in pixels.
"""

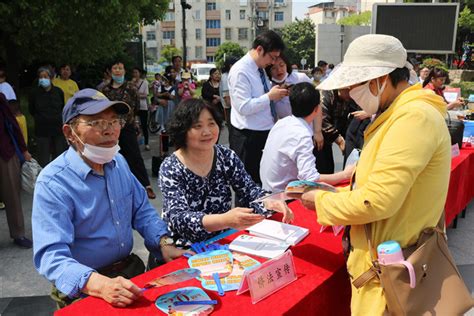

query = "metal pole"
[182,3,187,67]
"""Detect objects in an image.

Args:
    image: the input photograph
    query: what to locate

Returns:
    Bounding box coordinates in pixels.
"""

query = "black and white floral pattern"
[159,144,270,247]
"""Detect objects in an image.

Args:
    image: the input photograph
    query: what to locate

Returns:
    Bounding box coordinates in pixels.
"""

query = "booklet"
[246,219,309,246]
[229,234,290,259]
[252,180,337,203]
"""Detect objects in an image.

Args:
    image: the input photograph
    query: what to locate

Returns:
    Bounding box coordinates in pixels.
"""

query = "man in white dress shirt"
[228,30,289,184]
[260,82,353,192]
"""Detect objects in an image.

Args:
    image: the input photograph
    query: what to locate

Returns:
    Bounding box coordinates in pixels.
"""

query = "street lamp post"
[181,0,192,67]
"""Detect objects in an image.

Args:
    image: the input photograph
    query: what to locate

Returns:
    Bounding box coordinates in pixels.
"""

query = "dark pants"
[119,123,150,187]
[50,253,145,309]
[0,155,25,238]
[314,143,335,174]
[229,127,269,184]
[138,110,149,145]
[36,135,67,167]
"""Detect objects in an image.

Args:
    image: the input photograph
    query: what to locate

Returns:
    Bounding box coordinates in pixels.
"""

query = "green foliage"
[0,0,169,68]
[280,18,316,68]
[337,11,371,26]
[214,42,245,69]
[421,58,448,72]
[158,45,182,64]
[458,6,474,32]
[450,81,474,98]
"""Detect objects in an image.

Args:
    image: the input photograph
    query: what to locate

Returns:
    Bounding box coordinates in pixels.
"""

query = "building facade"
[142,0,292,65]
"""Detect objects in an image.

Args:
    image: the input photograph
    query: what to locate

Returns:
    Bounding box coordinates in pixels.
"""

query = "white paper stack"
[246,219,309,246]
[229,234,290,259]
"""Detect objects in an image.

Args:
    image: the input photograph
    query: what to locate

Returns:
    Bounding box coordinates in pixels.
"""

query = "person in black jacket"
[28,67,67,167]
[313,89,358,174]
[201,68,224,119]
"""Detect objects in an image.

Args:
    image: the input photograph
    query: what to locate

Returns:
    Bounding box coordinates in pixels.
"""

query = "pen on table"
[173,300,218,306]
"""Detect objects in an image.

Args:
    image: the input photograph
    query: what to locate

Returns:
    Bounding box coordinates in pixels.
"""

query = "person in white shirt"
[260,82,354,192]
[228,30,288,184]
[0,69,17,101]
[132,67,150,150]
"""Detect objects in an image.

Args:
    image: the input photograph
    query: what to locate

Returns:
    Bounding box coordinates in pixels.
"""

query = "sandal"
[146,186,156,199]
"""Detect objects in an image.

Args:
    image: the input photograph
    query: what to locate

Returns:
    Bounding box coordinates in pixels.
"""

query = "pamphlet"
[229,234,290,259]
[155,286,214,315]
[247,219,309,246]
[200,253,260,292]
[252,180,337,203]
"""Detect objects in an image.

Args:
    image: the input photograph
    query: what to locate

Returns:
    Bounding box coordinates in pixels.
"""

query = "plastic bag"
[346,148,360,167]
[21,158,42,194]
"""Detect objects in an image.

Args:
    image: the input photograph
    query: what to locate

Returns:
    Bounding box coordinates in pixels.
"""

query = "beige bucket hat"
[317,34,411,91]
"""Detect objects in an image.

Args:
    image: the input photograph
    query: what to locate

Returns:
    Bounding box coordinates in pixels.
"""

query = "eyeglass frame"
[72,117,126,131]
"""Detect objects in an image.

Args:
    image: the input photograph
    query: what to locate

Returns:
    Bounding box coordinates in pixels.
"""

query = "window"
[163,31,175,39]
[225,28,232,40]
[196,28,202,40]
[195,10,201,20]
[258,11,269,20]
[206,20,221,28]
[240,0,248,5]
[240,10,246,20]
[207,56,215,62]
[196,46,203,59]
[146,31,156,41]
[274,11,284,21]
[274,0,284,3]
[206,38,221,47]
[164,12,175,21]
[168,2,174,10]
[325,11,334,18]
[225,10,231,20]
[206,2,216,10]
[238,28,248,40]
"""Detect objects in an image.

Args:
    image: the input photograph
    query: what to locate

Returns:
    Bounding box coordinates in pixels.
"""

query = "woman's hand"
[343,163,356,179]
[314,131,324,151]
[351,110,371,121]
[23,151,32,162]
[223,207,264,230]
[263,200,294,223]
[300,191,316,210]
[161,245,195,263]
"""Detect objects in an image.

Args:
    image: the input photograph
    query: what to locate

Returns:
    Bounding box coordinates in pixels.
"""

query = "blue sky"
[293,0,315,20]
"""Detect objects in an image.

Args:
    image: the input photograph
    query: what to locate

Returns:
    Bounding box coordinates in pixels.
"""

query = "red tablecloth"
[445,147,474,225]
[55,201,351,316]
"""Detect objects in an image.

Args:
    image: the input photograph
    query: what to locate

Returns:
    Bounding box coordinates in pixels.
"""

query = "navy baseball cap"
[62,88,130,124]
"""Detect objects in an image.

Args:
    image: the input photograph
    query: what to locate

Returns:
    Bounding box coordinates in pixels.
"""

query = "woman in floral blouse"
[159,99,294,248]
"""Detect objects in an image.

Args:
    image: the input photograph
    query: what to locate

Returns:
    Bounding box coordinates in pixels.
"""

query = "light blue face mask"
[112,75,125,84]
[38,78,51,88]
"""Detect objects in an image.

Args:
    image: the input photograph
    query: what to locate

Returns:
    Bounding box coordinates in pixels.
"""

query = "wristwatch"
[160,235,174,247]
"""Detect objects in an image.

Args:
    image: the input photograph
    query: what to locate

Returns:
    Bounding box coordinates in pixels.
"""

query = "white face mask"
[349,78,387,116]
[272,72,288,84]
[71,129,120,164]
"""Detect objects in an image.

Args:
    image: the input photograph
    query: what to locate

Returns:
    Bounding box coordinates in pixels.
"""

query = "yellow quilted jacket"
[315,84,451,315]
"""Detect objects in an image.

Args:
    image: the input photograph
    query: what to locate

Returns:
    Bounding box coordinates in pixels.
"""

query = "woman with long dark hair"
[423,67,464,110]
[201,68,223,118]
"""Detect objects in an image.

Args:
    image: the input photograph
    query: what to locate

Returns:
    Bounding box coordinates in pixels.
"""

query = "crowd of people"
[0,29,469,314]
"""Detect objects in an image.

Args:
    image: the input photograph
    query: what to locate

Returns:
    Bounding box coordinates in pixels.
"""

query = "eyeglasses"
[76,118,126,131]
[267,53,279,62]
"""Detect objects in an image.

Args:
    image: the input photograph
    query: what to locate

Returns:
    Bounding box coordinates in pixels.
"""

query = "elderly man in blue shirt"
[32,89,190,309]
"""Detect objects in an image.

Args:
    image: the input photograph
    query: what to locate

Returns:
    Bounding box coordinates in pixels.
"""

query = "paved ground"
[0,125,473,315]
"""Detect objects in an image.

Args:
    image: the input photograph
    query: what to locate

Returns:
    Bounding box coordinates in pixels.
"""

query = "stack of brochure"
[229,220,309,259]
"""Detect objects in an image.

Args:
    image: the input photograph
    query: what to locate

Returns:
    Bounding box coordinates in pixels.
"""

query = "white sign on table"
[236,250,297,304]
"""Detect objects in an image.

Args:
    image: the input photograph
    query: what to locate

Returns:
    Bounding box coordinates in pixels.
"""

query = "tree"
[0,0,169,88]
[214,42,245,69]
[458,6,474,33]
[158,45,182,64]
[337,11,371,26]
[280,18,316,69]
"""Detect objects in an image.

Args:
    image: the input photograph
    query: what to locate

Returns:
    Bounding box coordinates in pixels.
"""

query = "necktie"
[258,68,278,123]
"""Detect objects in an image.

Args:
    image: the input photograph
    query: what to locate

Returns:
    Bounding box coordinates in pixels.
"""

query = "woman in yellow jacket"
[302,35,451,315]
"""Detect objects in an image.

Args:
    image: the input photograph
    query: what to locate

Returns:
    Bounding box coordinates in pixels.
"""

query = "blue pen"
[173,300,218,306]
